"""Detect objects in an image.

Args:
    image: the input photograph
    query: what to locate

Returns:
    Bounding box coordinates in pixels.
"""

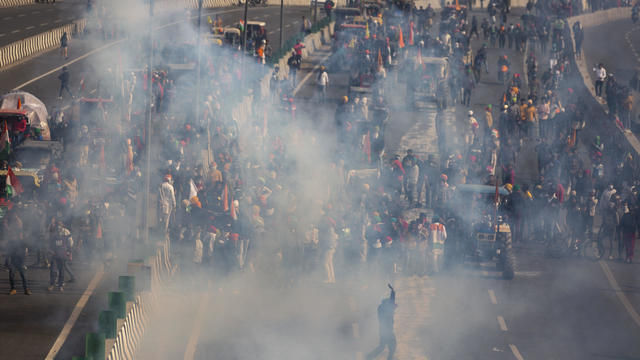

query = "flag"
[417,48,423,65]
[207,16,213,24]
[363,131,371,163]
[409,21,414,46]
[230,196,238,221]
[17,98,21,109]
[189,178,198,200]
[222,183,229,212]
[6,166,23,197]
[365,22,370,39]
[0,122,10,157]
[377,49,383,68]
[398,27,405,49]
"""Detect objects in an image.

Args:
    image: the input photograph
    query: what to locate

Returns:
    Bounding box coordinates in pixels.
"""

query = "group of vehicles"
[0,91,63,205]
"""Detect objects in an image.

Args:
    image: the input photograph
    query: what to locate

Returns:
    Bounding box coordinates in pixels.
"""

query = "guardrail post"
[99,310,118,339]
[108,291,127,318]
[118,276,136,302]
[85,332,106,360]
[128,259,151,291]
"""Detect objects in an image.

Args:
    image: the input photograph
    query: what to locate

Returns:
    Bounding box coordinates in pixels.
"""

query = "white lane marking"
[44,268,105,360]
[292,51,332,96]
[488,289,497,305]
[268,30,275,35]
[497,315,508,331]
[13,7,243,90]
[32,11,41,14]
[13,39,125,90]
[2,17,12,20]
[10,30,20,34]
[183,289,212,360]
[17,14,26,17]
[509,344,524,360]
[285,24,291,28]
[54,19,63,23]
[599,260,640,328]
[0,34,5,38]
[40,22,49,26]
[26,26,35,30]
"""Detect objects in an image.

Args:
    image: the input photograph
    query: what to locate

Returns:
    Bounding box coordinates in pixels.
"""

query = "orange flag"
[17,98,21,109]
[222,183,229,212]
[363,131,371,163]
[377,49,383,68]
[409,21,414,46]
[398,27,405,49]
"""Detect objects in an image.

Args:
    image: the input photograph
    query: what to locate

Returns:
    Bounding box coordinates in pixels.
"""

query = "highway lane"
[0,6,312,360]
[0,5,309,112]
[0,0,87,47]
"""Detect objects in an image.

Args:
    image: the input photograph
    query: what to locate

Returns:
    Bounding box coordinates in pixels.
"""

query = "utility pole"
[279,0,284,49]
[142,0,154,245]
[242,0,249,55]
[313,0,318,24]
[195,0,205,163]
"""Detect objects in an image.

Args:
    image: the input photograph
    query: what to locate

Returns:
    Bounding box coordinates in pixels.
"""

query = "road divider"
[71,239,176,360]
[0,0,37,8]
[0,18,86,69]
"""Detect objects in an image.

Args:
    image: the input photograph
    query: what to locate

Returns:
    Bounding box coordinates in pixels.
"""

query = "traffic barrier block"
[127,260,151,291]
[99,310,118,339]
[118,276,136,302]
[108,292,127,319]
[85,332,106,360]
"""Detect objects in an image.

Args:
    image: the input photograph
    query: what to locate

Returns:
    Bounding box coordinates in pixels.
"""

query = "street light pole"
[195,0,204,162]
[242,0,249,55]
[279,0,284,50]
[142,0,154,245]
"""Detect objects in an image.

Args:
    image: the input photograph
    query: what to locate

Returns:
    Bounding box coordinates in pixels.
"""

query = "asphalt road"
[0,5,310,114]
[582,17,640,131]
[0,0,87,47]
[0,5,313,360]
[132,8,640,360]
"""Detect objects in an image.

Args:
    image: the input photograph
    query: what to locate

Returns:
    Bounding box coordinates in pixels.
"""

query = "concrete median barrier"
[0,0,37,8]
[0,18,86,69]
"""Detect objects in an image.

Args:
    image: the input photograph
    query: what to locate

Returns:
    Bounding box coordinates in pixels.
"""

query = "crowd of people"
[1,0,639,299]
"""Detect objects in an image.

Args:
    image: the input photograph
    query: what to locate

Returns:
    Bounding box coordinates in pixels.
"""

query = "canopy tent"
[0,91,50,140]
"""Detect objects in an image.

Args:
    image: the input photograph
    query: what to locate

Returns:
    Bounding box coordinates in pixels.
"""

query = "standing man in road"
[287,51,301,88]
[367,284,397,360]
[48,220,72,292]
[4,211,31,295]
[60,32,69,59]
[317,65,329,103]
[593,63,606,97]
[58,66,73,100]
[159,174,176,234]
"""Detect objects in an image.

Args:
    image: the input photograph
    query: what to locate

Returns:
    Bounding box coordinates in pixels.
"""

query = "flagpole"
[142,0,155,246]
